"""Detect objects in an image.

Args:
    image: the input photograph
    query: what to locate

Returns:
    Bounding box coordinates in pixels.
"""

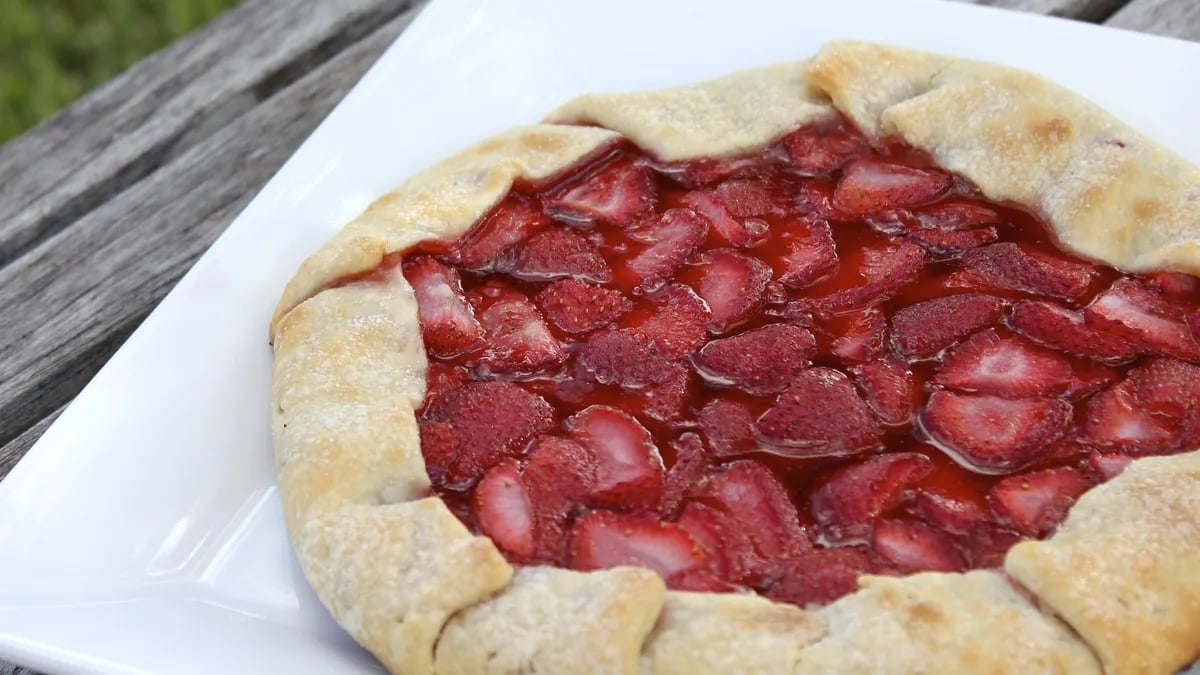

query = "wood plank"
[1106,0,1200,39]
[0,4,425,452]
[0,0,414,270]
[0,407,62,482]
[958,0,1129,21]
[0,407,62,675]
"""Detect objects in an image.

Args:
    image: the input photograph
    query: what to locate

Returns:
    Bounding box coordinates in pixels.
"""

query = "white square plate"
[2,0,1199,672]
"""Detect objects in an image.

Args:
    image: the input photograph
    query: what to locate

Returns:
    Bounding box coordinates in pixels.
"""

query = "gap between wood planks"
[970,0,1129,21]
[0,4,426,468]
[3,0,1196,481]
[0,2,1194,674]
[3,0,1191,478]
[0,0,418,271]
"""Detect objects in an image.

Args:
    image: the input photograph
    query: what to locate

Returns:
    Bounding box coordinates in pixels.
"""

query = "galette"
[269,41,1200,674]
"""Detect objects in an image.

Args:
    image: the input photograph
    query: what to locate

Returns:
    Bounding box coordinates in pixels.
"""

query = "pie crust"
[269,41,1200,674]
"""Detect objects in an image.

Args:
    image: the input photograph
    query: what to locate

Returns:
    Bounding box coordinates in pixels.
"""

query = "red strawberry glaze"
[329,116,1200,609]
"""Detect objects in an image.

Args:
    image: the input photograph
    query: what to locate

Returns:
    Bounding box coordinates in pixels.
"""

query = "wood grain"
[961,0,1128,20]
[0,5,423,451]
[1107,0,1200,39]
[0,0,413,270]
[3,0,1197,673]
[0,407,62,482]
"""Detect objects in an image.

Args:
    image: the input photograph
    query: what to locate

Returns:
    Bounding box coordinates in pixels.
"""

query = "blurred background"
[0,0,240,144]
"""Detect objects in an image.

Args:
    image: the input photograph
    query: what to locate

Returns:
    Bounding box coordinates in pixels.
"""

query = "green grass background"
[0,0,241,144]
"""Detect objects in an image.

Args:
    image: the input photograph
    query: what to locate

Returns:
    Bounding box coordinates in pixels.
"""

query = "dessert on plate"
[269,41,1200,674]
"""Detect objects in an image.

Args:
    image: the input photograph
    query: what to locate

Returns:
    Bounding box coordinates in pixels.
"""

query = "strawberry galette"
[270,41,1200,674]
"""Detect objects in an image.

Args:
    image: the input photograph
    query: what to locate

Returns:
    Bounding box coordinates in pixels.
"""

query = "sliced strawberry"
[522,436,597,559]
[475,292,566,376]
[472,460,535,559]
[643,362,693,423]
[803,239,926,314]
[681,190,766,248]
[686,249,772,332]
[417,422,459,482]
[1127,357,1200,421]
[915,200,1002,229]
[696,399,758,458]
[668,569,742,593]
[711,179,790,218]
[1008,299,1143,364]
[830,308,888,363]
[782,125,867,175]
[544,155,657,226]
[691,324,817,395]
[890,294,1005,359]
[874,201,1000,258]
[1149,271,1200,296]
[1188,312,1200,343]
[778,218,839,289]
[507,226,612,283]
[765,300,816,326]
[575,330,676,388]
[767,547,873,607]
[523,436,598,512]
[933,329,1073,397]
[1086,451,1135,481]
[662,433,713,515]
[692,460,813,584]
[675,501,727,575]
[755,368,883,456]
[987,467,1092,537]
[809,452,933,543]
[423,361,470,406]
[832,158,952,217]
[1080,380,1181,453]
[966,525,1022,568]
[536,278,632,334]
[1085,279,1200,361]
[444,195,549,270]
[568,512,709,579]
[421,381,555,488]
[851,357,917,426]
[1037,437,1090,464]
[954,243,1098,300]
[658,153,768,188]
[636,284,711,357]
[871,519,966,573]
[913,490,989,536]
[920,391,1071,474]
[1065,363,1121,398]
[859,238,928,288]
[404,256,485,358]
[905,224,999,258]
[795,180,838,219]
[566,406,665,511]
[626,208,708,290]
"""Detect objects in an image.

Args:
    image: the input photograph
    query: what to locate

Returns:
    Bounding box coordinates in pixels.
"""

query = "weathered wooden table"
[0,0,1196,673]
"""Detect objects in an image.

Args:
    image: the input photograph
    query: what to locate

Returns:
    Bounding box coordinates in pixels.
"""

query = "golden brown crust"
[806,40,1200,276]
[271,40,1200,674]
[797,571,1102,674]
[272,269,514,673]
[545,62,836,162]
[269,124,621,341]
[1006,450,1200,674]
[435,567,665,675]
[638,591,825,674]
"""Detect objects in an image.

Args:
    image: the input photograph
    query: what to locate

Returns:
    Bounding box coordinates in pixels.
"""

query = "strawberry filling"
[335,117,1200,608]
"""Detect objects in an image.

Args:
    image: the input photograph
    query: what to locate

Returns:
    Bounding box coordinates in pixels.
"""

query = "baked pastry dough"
[270,41,1200,674]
